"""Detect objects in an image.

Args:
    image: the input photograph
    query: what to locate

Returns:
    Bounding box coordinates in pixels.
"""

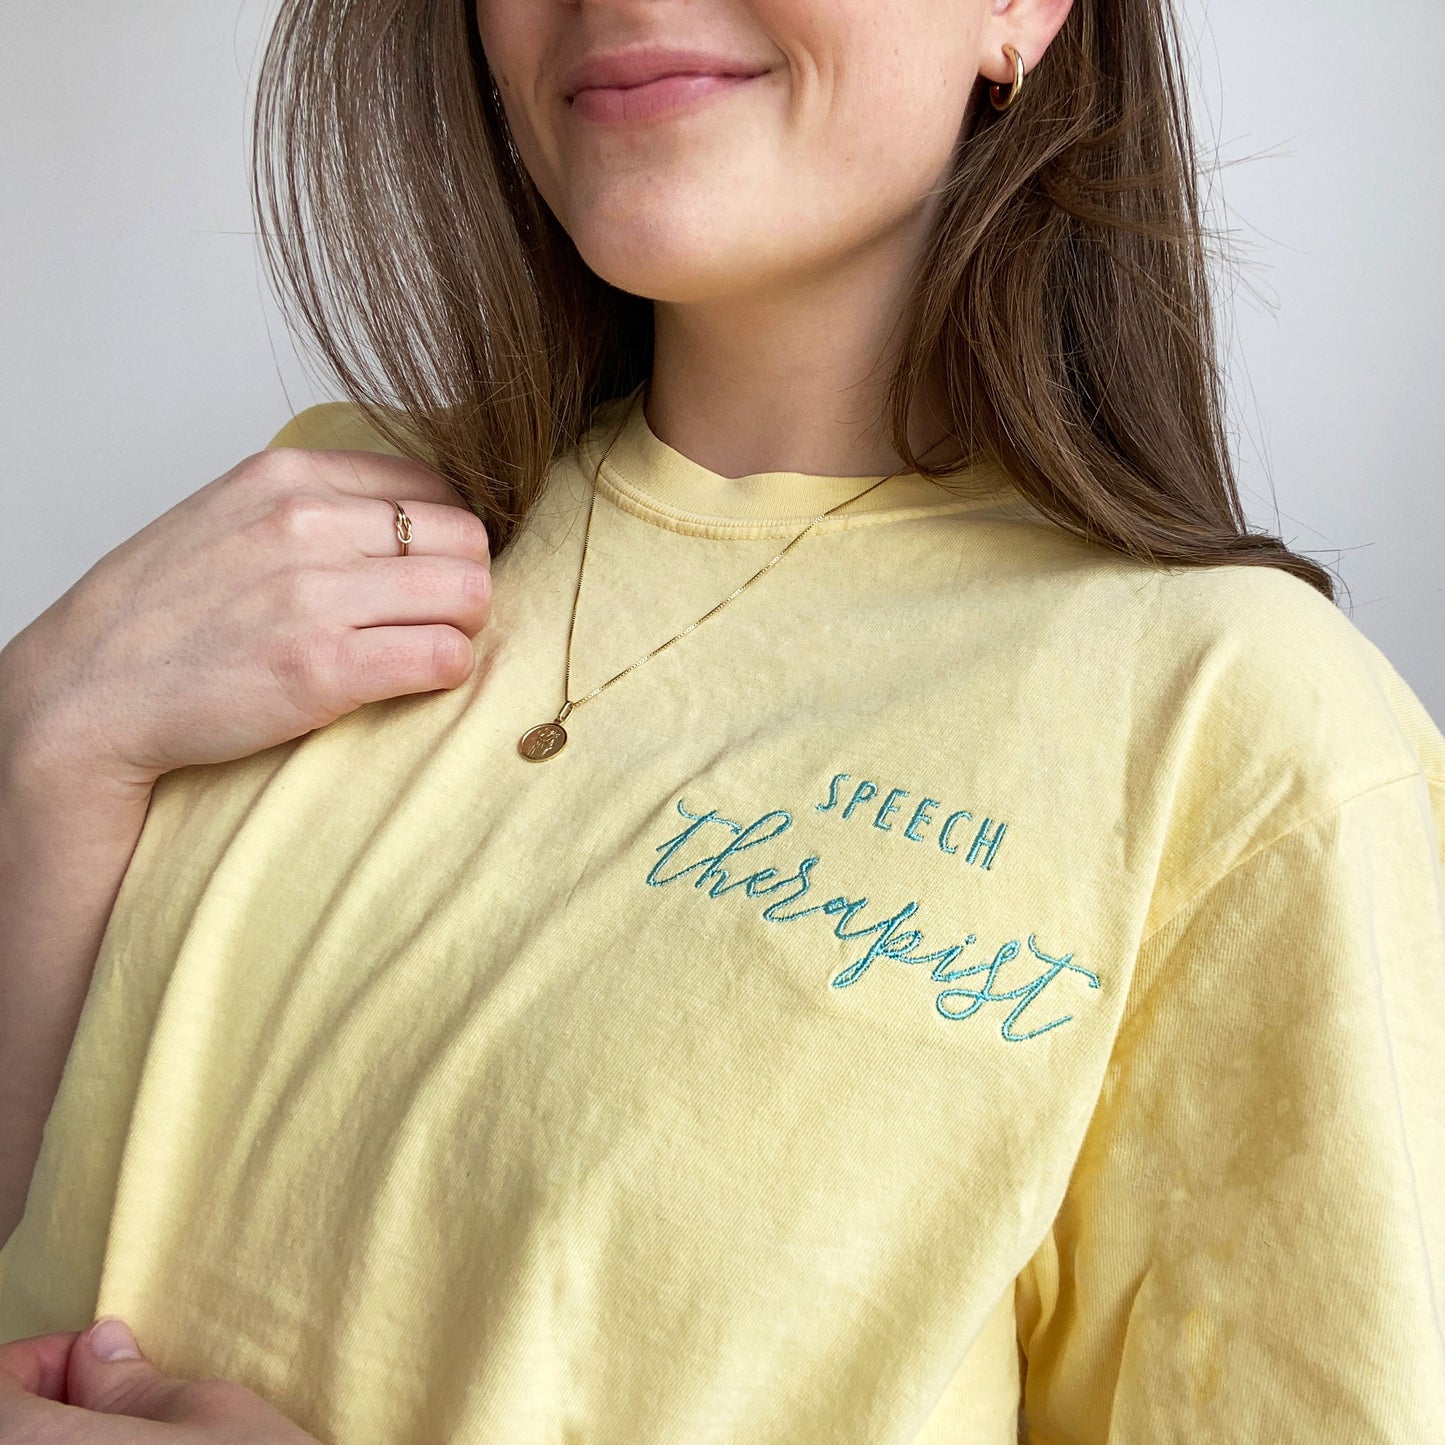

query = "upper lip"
[564,46,769,99]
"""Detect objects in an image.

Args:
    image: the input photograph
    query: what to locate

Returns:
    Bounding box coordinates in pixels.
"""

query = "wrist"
[0,633,158,811]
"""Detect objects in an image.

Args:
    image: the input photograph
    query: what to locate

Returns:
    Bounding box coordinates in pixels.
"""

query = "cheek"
[474,6,567,208]
[763,0,976,160]
[756,44,973,268]
[735,0,977,229]
[797,66,972,206]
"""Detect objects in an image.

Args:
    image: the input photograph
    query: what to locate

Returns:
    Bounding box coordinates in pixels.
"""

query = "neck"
[643,219,961,480]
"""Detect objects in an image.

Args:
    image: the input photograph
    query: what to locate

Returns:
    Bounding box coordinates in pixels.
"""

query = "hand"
[0,1316,319,1441]
[0,441,493,793]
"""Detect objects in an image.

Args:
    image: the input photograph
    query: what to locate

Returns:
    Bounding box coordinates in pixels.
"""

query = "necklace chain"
[516,394,926,761]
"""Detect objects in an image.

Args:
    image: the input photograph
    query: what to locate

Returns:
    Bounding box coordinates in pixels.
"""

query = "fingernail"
[89,1317,142,1361]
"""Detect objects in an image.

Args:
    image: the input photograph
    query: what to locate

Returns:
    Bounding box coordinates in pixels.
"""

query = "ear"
[977,0,1075,86]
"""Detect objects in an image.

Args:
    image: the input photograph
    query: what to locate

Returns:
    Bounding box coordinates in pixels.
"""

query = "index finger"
[268,444,477,513]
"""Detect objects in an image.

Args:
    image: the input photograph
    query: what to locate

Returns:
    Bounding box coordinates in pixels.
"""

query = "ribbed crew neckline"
[577,383,1014,538]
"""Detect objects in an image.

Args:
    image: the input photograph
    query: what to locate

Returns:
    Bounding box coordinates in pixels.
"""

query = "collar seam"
[591,460,992,537]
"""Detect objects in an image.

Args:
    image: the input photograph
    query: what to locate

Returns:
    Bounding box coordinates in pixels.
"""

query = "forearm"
[0,650,154,1249]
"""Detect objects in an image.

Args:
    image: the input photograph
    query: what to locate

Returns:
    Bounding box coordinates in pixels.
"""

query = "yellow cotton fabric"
[3,385,1443,1442]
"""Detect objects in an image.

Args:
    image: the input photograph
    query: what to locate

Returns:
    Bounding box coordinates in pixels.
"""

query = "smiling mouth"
[569,70,765,124]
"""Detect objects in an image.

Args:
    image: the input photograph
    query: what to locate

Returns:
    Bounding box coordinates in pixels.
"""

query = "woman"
[1,0,1442,1440]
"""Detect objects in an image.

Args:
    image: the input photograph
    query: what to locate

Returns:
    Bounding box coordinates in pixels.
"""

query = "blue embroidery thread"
[646,798,1097,1042]
[815,772,1008,869]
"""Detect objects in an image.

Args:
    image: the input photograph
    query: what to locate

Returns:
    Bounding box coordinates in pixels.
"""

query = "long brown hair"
[251,0,1338,600]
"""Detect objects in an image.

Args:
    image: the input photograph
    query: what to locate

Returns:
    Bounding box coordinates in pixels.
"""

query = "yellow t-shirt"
[3,385,1443,1442]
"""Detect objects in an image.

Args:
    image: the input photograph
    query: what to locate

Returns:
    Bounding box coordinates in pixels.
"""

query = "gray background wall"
[2,1,1441,719]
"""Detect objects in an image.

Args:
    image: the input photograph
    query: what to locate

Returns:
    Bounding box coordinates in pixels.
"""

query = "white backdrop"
[2,1,1441,717]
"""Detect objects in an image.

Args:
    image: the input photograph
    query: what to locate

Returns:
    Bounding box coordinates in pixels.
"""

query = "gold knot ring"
[388,499,413,557]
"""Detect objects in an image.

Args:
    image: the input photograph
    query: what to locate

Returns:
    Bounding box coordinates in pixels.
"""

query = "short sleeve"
[1015,770,1445,1442]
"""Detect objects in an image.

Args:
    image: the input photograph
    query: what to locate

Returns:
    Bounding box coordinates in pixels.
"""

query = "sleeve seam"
[1141,767,1440,946]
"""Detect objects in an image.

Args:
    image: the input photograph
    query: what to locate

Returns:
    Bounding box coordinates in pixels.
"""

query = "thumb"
[66,1317,188,1420]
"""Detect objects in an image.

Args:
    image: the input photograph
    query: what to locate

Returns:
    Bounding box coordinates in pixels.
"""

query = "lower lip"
[570,72,761,125]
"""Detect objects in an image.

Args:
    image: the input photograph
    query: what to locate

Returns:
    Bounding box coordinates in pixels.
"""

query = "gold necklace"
[517,397,932,762]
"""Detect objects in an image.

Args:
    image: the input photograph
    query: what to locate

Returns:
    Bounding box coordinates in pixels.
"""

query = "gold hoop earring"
[989,44,1027,113]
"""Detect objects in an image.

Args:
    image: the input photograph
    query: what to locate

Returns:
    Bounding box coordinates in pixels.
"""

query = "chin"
[565,204,773,304]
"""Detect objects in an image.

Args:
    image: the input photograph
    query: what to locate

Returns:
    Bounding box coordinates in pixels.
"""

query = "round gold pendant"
[518,721,568,761]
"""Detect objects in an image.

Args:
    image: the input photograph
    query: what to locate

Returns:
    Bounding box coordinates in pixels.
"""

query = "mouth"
[569,70,768,125]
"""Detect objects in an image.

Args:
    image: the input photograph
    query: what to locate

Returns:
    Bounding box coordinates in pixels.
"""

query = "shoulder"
[1141,561,1441,787]
[1119,560,1445,926]
[263,400,418,459]
[984,517,1444,794]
